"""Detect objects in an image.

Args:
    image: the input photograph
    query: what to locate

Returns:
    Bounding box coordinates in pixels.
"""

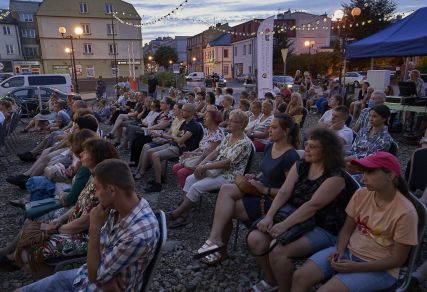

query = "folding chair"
[141,210,168,292]
[407,148,427,193]
[387,140,399,156]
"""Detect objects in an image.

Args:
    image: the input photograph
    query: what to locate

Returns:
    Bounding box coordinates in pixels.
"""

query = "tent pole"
[403,57,408,81]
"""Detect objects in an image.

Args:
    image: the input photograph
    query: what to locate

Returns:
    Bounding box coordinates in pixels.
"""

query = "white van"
[0,74,72,95]
[185,72,205,82]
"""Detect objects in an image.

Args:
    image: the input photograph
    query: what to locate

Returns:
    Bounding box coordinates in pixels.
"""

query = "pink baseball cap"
[351,151,401,177]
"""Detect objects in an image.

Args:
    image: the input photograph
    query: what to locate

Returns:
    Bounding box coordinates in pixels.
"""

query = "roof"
[346,7,427,59]
[208,33,231,46]
[36,0,140,20]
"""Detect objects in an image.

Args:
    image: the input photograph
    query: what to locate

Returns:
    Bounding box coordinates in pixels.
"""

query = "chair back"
[300,107,308,128]
[244,141,257,174]
[408,148,427,192]
[345,115,352,127]
[342,170,361,201]
[387,141,399,156]
[395,192,427,292]
[141,210,168,292]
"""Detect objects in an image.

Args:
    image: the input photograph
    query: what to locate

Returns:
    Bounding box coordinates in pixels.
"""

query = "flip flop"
[168,215,192,229]
[248,280,278,292]
[193,240,226,259]
[200,250,228,266]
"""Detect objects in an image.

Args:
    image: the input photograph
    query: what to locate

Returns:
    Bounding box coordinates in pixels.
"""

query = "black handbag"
[246,204,316,256]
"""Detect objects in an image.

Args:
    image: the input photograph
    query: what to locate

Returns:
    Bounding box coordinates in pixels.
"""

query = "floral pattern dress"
[214,135,253,182]
[350,126,394,159]
[39,177,97,259]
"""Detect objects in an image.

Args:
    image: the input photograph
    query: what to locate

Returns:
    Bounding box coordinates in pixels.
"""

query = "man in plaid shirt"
[19,159,159,292]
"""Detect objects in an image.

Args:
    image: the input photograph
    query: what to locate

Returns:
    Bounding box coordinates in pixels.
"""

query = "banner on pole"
[257,16,274,99]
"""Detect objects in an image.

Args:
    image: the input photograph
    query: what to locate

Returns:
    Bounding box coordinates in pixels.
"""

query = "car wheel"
[353,81,360,88]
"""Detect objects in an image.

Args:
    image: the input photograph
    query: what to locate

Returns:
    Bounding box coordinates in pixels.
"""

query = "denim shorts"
[21,268,78,291]
[305,227,337,253]
[309,246,397,291]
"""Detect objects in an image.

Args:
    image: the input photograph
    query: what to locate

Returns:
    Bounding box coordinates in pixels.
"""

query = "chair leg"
[233,219,240,251]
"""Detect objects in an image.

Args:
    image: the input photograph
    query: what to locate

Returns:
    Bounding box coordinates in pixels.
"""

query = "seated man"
[17,159,160,292]
[329,106,354,155]
[352,90,386,133]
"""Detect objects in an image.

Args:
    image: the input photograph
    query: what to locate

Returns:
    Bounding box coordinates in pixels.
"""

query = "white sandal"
[249,280,278,292]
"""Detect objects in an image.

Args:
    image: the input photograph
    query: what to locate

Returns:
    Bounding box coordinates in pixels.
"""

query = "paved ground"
[0,112,425,291]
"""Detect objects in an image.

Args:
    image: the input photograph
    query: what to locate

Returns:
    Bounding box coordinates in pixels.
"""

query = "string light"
[0,10,10,20]
[113,0,189,27]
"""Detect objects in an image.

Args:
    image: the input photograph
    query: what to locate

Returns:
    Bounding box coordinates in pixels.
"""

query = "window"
[6,44,14,54]
[83,43,93,54]
[21,28,36,38]
[243,45,246,55]
[79,3,88,13]
[223,65,229,76]
[86,66,95,77]
[23,47,38,57]
[4,77,24,87]
[107,24,116,35]
[105,4,113,14]
[28,76,66,85]
[234,47,237,56]
[108,43,118,55]
[81,24,91,34]
[249,44,252,54]
[223,49,229,58]
[10,89,32,99]
[3,26,11,35]
[19,13,33,22]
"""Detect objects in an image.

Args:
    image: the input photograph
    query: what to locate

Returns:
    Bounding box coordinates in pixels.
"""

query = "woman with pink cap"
[292,151,419,292]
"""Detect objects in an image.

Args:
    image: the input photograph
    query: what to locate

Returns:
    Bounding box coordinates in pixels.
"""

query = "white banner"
[257,16,274,99]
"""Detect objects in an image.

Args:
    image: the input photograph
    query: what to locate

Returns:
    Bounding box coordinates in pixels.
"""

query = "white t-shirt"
[215,94,224,106]
[337,125,354,154]
[319,109,333,125]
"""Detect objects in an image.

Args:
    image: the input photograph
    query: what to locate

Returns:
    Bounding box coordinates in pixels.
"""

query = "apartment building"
[0,11,22,74]
[203,33,232,79]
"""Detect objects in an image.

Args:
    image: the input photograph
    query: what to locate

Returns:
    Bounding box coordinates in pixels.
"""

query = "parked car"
[273,75,294,88]
[185,72,205,82]
[205,75,227,88]
[0,74,73,96]
[334,71,367,87]
[237,74,253,83]
[0,73,13,83]
[4,86,78,117]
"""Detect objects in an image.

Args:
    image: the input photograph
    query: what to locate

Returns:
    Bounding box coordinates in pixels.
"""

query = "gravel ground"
[0,113,425,291]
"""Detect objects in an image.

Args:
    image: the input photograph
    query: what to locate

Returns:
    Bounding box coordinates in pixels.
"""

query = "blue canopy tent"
[346,7,427,59]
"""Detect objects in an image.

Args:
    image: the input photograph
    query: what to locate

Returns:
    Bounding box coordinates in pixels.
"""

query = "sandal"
[193,240,226,259]
[168,215,192,229]
[200,250,228,265]
[248,280,278,292]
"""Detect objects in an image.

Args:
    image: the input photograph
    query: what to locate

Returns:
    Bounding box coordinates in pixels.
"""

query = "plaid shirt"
[73,198,159,291]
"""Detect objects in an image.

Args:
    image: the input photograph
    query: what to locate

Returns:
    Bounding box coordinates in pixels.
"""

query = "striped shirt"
[73,198,159,291]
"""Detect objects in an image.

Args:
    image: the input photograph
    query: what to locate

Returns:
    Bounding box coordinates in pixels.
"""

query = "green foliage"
[287,52,341,77]
[416,57,427,73]
[341,0,397,40]
[140,72,185,89]
[273,32,294,74]
[154,46,178,69]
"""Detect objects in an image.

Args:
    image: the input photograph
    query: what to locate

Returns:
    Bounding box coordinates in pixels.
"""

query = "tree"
[341,0,397,40]
[154,46,178,69]
[273,31,294,75]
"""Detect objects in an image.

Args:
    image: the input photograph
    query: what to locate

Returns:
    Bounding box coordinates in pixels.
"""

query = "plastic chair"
[141,210,168,292]
[387,141,399,156]
[407,148,427,193]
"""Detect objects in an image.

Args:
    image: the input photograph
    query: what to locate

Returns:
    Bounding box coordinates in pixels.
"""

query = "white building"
[203,34,232,79]
[0,11,23,73]
[37,0,143,79]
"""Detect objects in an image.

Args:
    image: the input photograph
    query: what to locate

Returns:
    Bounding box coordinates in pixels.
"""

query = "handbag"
[25,198,62,219]
[245,204,316,256]
[181,155,203,169]
[235,175,263,197]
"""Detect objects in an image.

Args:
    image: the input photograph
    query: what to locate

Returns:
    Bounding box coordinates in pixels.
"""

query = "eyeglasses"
[304,141,321,151]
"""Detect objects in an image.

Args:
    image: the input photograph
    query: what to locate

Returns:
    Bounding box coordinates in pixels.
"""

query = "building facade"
[203,34,232,79]
[0,11,22,74]
[37,0,143,79]
[9,0,42,74]
[187,23,230,73]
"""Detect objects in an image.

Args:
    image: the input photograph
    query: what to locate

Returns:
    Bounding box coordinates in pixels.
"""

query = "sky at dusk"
[1,0,425,44]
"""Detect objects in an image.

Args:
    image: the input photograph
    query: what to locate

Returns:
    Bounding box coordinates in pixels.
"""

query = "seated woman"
[129,99,173,164]
[285,92,304,125]
[0,139,119,275]
[305,87,319,108]
[133,103,185,180]
[247,128,349,292]
[197,92,217,121]
[246,101,262,130]
[346,105,394,169]
[219,95,234,127]
[293,152,418,292]
[195,114,300,265]
[246,100,274,152]
[45,100,71,132]
[0,99,12,125]
[168,110,253,228]
[318,95,343,127]
[22,93,59,133]
[172,110,224,187]
[349,81,370,118]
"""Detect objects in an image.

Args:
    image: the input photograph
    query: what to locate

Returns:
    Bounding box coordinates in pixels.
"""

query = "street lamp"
[192,57,196,72]
[304,40,315,72]
[58,26,82,93]
[64,47,73,77]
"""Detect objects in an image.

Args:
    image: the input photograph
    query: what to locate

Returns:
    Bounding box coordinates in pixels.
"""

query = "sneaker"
[8,198,28,209]
[6,174,30,189]
[144,182,162,193]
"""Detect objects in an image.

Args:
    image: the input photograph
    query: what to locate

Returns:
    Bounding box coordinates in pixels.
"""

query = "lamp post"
[65,47,73,79]
[59,26,82,93]
[148,56,153,72]
[304,40,315,72]
[110,11,119,97]
[192,57,196,72]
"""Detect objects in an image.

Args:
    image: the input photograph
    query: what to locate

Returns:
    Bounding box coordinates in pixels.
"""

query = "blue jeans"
[21,268,78,292]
